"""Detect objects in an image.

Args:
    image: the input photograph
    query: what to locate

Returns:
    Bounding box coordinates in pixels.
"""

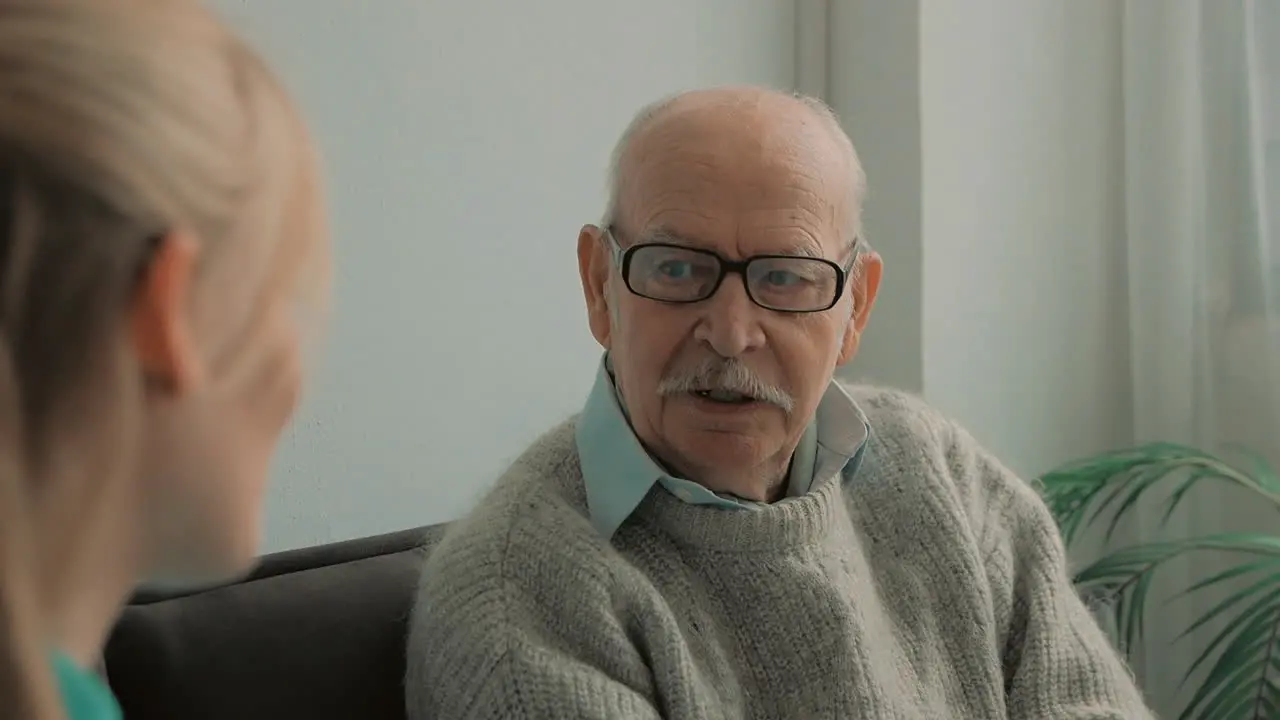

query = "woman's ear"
[129,232,203,394]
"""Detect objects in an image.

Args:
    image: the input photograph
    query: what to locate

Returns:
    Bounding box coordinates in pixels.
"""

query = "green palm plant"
[1038,442,1280,720]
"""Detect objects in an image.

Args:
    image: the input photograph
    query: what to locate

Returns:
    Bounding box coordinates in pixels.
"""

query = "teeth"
[698,389,752,402]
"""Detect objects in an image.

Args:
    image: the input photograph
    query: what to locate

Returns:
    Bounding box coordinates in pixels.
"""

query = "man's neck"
[670,452,793,503]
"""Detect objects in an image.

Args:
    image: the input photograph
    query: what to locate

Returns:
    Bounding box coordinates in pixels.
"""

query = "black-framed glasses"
[604,227,859,313]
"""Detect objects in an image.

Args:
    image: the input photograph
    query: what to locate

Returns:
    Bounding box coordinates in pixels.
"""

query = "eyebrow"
[638,225,825,259]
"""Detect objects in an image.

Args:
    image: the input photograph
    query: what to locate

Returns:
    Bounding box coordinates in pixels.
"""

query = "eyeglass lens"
[626,245,839,311]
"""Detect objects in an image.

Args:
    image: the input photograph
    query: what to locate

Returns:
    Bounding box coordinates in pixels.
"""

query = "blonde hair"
[0,0,327,715]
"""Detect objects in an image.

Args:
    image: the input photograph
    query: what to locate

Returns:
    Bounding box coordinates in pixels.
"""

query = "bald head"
[603,86,867,245]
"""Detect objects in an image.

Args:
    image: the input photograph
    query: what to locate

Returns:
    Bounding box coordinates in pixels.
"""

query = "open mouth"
[692,389,758,405]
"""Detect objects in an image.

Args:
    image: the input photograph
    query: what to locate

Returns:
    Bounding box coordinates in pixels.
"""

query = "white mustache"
[657,357,795,413]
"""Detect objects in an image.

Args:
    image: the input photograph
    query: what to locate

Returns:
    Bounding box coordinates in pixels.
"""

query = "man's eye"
[762,270,804,287]
[656,261,695,279]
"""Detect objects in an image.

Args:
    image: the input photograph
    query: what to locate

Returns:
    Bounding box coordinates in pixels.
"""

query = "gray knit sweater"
[406,387,1152,719]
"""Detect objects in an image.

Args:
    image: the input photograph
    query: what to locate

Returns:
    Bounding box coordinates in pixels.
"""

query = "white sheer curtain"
[1122,0,1279,712]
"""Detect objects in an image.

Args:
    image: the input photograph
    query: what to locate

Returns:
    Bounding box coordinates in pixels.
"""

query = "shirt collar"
[575,354,869,537]
[576,359,665,537]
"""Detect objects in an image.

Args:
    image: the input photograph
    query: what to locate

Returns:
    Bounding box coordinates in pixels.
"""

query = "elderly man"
[406,86,1151,719]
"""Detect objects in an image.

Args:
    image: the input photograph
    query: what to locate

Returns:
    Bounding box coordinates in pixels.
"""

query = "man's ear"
[837,250,882,366]
[129,231,203,394]
[577,225,612,349]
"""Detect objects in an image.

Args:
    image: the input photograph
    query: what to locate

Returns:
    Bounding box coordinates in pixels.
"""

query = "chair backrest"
[104,524,448,720]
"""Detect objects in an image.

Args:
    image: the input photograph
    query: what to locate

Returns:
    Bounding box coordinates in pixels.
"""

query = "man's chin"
[674,430,774,474]
[670,394,783,431]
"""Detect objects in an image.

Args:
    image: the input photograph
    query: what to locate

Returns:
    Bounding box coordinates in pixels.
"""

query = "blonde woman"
[0,1,329,717]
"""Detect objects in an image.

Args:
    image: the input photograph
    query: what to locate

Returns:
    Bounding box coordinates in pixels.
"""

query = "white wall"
[210,0,798,551]
[918,0,1132,476]
[831,0,1133,478]
[828,0,924,394]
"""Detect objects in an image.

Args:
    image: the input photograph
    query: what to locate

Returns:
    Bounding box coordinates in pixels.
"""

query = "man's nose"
[692,277,766,357]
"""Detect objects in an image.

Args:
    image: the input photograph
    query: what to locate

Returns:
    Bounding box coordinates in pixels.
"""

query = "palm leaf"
[1041,443,1280,548]
[1224,444,1280,496]
[1171,555,1280,720]
[1071,536,1280,655]
[1038,444,1280,720]
[1068,535,1280,720]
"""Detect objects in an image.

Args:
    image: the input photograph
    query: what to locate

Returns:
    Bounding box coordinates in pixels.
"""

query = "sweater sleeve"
[946,425,1156,719]
[405,512,666,720]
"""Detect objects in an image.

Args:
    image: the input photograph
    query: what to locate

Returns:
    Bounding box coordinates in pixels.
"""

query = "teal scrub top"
[52,652,121,720]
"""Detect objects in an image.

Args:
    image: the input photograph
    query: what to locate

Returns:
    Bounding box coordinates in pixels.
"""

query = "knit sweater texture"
[406,386,1153,719]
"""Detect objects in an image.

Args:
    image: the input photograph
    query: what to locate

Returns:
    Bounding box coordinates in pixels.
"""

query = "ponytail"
[0,171,62,718]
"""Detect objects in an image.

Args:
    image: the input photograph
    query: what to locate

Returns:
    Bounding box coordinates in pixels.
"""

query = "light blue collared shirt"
[575,355,870,538]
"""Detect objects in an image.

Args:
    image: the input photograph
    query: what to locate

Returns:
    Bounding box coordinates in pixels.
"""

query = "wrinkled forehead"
[618,120,856,259]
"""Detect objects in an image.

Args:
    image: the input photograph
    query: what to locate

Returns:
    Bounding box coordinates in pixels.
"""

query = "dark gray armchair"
[103,524,447,720]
